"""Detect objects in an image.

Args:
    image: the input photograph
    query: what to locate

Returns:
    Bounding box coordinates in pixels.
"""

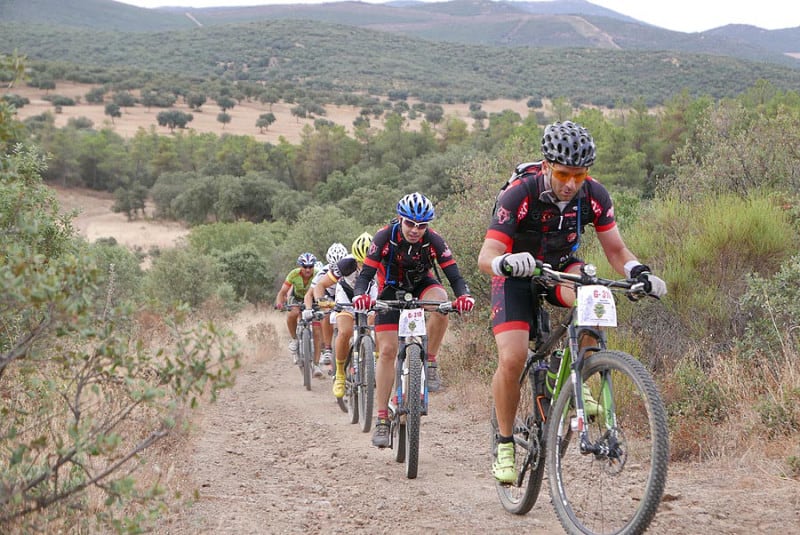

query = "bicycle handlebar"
[535,262,650,300]
[374,298,454,314]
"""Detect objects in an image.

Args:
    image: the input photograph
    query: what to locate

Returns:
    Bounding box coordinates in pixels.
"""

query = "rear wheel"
[546,350,669,535]
[404,344,423,479]
[394,420,406,463]
[300,326,312,391]
[358,335,375,433]
[491,370,545,515]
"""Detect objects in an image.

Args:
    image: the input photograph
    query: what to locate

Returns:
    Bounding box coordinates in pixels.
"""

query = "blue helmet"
[296,252,317,267]
[397,192,434,222]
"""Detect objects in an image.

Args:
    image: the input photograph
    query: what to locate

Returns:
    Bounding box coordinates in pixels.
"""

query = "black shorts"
[490,258,582,335]
[375,276,443,332]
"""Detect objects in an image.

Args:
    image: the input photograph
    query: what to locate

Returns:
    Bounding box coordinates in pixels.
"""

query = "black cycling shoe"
[371,418,390,448]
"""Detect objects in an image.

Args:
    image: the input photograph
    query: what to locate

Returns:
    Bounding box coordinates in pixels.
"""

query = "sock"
[498,434,514,444]
[336,359,345,375]
[377,409,388,419]
[428,354,437,365]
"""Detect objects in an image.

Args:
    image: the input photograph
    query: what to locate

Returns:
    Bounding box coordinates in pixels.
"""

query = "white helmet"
[325,242,348,265]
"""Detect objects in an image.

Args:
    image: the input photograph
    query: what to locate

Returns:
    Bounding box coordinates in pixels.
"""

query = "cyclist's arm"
[275,280,291,307]
[478,237,507,276]
[313,273,336,299]
[353,263,377,296]
[596,227,638,277]
[304,284,315,311]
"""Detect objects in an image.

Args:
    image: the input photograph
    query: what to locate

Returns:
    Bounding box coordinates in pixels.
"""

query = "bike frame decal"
[576,285,617,327]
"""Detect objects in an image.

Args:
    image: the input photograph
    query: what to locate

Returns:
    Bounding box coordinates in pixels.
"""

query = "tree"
[217,111,232,129]
[112,90,136,107]
[85,86,106,104]
[187,92,207,110]
[157,110,194,132]
[256,112,276,133]
[104,102,121,124]
[215,96,236,112]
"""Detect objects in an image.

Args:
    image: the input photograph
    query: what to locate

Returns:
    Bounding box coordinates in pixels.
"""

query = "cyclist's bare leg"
[321,316,334,352]
[335,313,354,373]
[419,285,449,357]
[375,329,399,414]
[312,320,322,364]
[287,308,300,338]
[492,329,530,437]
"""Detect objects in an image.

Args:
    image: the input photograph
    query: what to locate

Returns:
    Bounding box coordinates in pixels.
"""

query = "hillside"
[4,19,800,108]
[1,0,798,68]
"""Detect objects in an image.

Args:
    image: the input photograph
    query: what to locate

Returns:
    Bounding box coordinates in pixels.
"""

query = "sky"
[114,0,800,34]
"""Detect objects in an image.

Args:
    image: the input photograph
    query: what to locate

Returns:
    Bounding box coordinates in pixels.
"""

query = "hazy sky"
[115,0,800,34]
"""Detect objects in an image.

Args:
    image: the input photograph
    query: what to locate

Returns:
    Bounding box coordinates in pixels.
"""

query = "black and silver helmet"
[541,121,596,167]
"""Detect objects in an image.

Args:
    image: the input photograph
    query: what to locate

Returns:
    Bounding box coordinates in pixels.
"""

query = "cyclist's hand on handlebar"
[301,309,314,321]
[274,302,284,311]
[453,294,475,313]
[630,264,667,298]
[492,252,538,278]
[352,294,374,313]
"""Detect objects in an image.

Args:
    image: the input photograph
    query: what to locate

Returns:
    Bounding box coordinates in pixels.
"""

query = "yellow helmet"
[351,232,373,263]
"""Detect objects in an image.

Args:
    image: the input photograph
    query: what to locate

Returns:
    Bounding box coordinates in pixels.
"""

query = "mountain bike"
[333,305,376,432]
[376,291,454,479]
[490,263,669,535]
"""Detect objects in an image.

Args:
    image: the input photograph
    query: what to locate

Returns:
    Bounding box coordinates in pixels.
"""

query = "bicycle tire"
[394,420,406,463]
[345,349,359,422]
[491,371,545,515]
[404,344,423,479]
[546,350,669,535]
[300,326,312,391]
[357,335,375,433]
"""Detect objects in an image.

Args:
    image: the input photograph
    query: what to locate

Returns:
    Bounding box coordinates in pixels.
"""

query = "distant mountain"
[1,0,797,68]
[0,0,193,32]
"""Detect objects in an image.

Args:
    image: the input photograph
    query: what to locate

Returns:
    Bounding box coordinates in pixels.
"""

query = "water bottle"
[546,349,563,398]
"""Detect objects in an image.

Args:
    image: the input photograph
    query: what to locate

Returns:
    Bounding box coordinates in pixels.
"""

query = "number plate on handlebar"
[576,285,617,327]
[398,308,426,337]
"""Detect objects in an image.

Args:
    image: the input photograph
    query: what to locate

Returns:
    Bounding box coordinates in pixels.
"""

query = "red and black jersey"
[354,221,469,297]
[486,162,616,267]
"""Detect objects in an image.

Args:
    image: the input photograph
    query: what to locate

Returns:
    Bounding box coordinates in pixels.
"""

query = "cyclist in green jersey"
[275,253,319,362]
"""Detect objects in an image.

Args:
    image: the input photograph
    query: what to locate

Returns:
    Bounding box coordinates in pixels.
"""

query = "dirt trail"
[153,309,800,535]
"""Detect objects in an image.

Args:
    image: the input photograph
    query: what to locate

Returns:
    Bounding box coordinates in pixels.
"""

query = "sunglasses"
[300,264,315,269]
[550,167,588,183]
[402,218,429,230]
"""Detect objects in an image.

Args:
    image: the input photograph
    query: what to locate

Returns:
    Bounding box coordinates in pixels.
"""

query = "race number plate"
[399,308,427,336]
[576,285,617,327]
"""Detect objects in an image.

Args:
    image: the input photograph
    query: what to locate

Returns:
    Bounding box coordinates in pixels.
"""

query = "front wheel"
[345,349,359,422]
[357,335,375,433]
[546,350,669,535]
[404,344,423,479]
[300,327,312,391]
[491,370,545,515]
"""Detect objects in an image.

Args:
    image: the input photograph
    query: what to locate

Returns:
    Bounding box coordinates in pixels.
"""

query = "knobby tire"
[301,327,312,391]
[358,335,375,433]
[546,350,669,535]
[491,369,546,515]
[404,344,423,479]
[345,349,358,422]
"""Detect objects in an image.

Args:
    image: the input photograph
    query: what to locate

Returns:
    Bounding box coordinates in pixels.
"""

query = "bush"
[143,246,233,310]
